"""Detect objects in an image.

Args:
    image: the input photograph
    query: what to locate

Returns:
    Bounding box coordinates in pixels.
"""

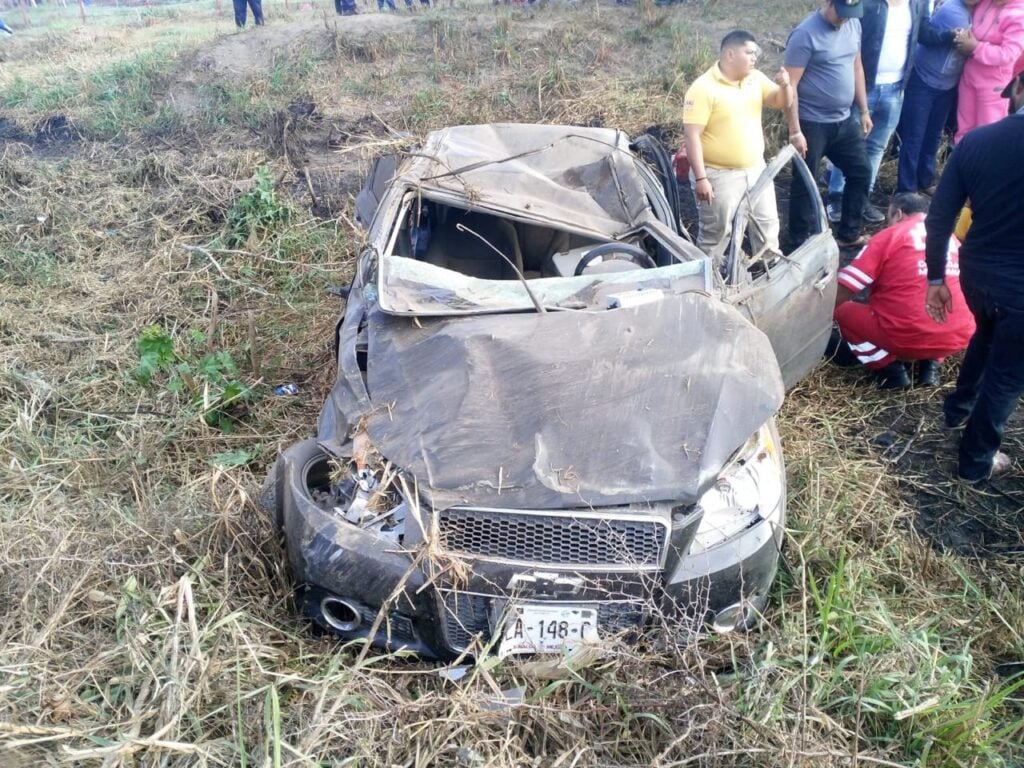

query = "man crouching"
[829,192,975,389]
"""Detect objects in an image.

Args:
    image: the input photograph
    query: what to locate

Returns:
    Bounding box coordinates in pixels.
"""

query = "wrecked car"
[262,123,838,660]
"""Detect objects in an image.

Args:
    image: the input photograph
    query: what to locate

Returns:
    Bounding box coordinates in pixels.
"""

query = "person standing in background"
[233,0,264,28]
[785,0,873,249]
[953,0,1024,141]
[896,0,980,194]
[826,0,928,225]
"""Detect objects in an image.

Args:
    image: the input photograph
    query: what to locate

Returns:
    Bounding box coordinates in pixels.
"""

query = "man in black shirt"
[924,69,1024,483]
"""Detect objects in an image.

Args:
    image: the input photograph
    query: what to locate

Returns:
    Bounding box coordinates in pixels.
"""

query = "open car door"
[724,145,839,390]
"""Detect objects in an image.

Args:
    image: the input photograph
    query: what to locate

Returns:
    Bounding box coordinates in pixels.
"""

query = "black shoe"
[876,362,910,390]
[916,359,940,387]
[862,204,886,224]
[825,328,858,367]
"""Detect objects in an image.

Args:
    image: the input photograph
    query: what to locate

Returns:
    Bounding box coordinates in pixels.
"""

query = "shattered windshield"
[377,255,712,315]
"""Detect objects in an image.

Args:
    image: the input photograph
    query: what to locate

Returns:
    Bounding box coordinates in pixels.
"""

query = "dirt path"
[167,13,412,118]
[205,13,410,76]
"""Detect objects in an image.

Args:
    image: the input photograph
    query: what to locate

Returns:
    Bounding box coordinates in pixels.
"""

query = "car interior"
[376,140,825,289]
[389,198,662,281]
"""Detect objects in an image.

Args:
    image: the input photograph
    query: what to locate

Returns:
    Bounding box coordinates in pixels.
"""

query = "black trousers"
[944,276,1024,481]
[233,0,264,27]
[335,0,358,12]
[789,115,870,245]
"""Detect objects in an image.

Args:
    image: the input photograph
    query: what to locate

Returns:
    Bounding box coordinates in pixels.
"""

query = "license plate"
[498,603,599,657]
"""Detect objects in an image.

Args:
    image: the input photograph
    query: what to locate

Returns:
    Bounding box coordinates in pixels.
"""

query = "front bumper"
[276,439,784,661]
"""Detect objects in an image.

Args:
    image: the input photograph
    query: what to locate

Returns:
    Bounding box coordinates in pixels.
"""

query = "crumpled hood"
[362,292,784,510]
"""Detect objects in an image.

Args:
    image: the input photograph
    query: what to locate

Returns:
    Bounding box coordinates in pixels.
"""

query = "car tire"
[259,453,286,531]
[272,438,344,532]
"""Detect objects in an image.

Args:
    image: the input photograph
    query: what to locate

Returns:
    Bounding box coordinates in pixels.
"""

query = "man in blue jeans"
[785,0,873,249]
[924,68,1024,484]
[827,0,929,225]
[233,0,264,28]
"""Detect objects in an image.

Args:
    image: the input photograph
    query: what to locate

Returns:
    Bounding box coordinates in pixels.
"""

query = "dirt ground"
[842,370,1024,559]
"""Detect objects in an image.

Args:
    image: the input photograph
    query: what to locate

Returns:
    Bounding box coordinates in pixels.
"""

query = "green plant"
[135,325,255,430]
[226,168,289,248]
[0,247,63,288]
[85,48,173,136]
[1,75,32,108]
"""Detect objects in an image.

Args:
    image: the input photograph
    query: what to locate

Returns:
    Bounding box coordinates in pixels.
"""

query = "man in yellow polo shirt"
[683,30,794,265]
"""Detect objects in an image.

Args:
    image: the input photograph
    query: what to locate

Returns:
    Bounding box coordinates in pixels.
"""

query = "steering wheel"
[573,242,657,276]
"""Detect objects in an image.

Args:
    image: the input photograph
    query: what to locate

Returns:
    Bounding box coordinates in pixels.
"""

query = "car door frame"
[724,145,839,390]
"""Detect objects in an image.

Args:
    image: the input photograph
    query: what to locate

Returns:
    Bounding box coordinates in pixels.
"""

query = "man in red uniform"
[830,192,975,388]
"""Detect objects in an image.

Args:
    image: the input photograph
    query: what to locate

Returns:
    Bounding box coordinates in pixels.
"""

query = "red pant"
[835,302,949,371]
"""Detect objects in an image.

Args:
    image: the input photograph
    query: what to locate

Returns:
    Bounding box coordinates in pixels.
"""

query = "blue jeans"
[895,70,957,193]
[943,276,1024,481]
[828,82,904,201]
[232,0,263,26]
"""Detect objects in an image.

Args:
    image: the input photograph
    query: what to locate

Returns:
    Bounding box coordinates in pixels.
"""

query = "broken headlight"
[688,422,784,553]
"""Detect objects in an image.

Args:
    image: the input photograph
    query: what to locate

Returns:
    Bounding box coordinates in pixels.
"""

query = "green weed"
[0,247,63,287]
[2,74,76,112]
[135,324,256,431]
[405,86,450,128]
[226,167,290,248]
[492,16,516,66]
[85,47,174,136]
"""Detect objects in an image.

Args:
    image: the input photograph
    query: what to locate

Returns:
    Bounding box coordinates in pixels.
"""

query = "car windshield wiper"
[454,222,547,314]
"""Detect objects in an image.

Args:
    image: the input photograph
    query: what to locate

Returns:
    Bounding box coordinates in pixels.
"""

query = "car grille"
[439,591,648,652]
[436,507,667,569]
[359,606,417,644]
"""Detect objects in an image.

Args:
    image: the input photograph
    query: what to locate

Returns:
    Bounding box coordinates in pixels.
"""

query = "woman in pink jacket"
[954,0,1024,141]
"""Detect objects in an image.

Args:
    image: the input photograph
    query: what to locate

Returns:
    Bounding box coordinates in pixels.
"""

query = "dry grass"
[1,0,1023,765]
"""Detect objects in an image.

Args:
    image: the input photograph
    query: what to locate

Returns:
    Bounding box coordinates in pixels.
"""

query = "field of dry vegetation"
[1,0,1023,765]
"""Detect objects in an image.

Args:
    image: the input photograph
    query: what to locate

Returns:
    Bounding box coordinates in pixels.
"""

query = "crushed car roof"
[397,123,658,238]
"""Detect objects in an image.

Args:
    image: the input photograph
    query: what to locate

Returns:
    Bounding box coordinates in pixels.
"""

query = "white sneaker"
[992,451,1013,477]
[957,451,1012,485]
[827,202,841,224]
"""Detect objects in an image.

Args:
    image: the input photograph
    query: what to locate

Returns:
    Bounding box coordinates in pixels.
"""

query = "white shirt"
[876,1,913,85]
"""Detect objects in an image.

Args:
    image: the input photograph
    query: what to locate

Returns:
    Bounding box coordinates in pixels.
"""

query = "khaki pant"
[690,162,780,266]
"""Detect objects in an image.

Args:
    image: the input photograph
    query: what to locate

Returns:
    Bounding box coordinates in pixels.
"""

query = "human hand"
[694,178,715,203]
[774,67,791,87]
[955,30,978,55]
[860,111,873,136]
[789,131,808,157]
[925,283,953,323]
